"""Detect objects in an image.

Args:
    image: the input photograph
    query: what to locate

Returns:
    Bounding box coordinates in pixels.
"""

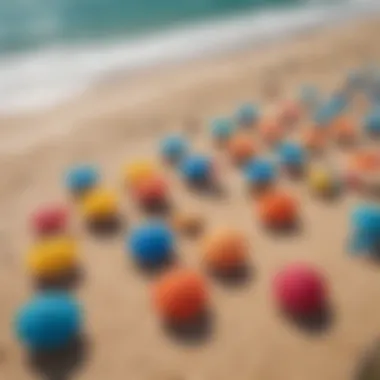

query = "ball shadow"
[26,335,89,380]
[86,215,124,238]
[163,310,214,346]
[187,179,227,199]
[133,254,178,278]
[208,264,254,288]
[354,338,380,380]
[140,199,173,217]
[34,267,84,292]
[264,219,303,237]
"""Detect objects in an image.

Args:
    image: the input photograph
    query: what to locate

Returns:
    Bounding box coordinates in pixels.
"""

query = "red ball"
[273,263,327,316]
[134,176,167,205]
[31,205,69,235]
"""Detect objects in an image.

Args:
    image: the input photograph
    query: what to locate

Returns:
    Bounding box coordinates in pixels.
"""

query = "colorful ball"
[15,292,82,351]
[235,103,260,126]
[134,176,168,206]
[153,268,208,324]
[81,189,118,221]
[202,229,248,273]
[123,160,158,189]
[227,133,256,164]
[364,108,380,135]
[277,142,306,168]
[160,135,188,162]
[210,118,234,142]
[64,165,99,194]
[31,204,69,235]
[348,151,379,173]
[128,221,174,266]
[259,118,284,145]
[307,165,340,195]
[273,263,327,316]
[244,158,277,186]
[279,101,301,124]
[331,116,357,143]
[27,237,78,280]
[258,191,298,227]
[302,128,326,151]
[180,155,213,184]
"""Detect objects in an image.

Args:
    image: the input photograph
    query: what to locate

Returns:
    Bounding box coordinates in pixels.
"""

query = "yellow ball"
[123,160,157,188]
[81,188,118,220]
[27,237,78,280]
[308,166,336,194]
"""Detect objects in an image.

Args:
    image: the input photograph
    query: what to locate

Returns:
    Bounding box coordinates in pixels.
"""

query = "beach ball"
[244,158,277,187]
[180,155,213,184]
[331,116,357,143]
[153,268,208,324]
[202,229,248,274]
[235,103,260,126]
[128,221,174,266]
[258,190,298,227]
[302,128,326,151]
[364,108,380,135]
[227,133,256,164]
[160,134,188,163]
[31,204,69,235]
[279,101,301,125]
[123,160,158,189]
[133,176,168,207]
[81,188,118,221]
[273,263,327,316]
[15,292,82,351]
[277,142,306,169]
[211,118,234,143]
[299,85,320,107]
[259,118,284,146]
[64,164,100,195]
[307,165,340,196]
[27,237,78,280]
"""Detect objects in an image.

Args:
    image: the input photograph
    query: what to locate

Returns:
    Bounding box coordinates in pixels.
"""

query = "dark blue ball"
[211,118,234,141]
[15,292,82,351]
[180,155,212,183]
[244,158,277,185]
[277,142,306,167]
[235,103,260,126]
[128,221,174,266]
[160,135,188,161]
[364,109,380,134]
[65,165,99,193]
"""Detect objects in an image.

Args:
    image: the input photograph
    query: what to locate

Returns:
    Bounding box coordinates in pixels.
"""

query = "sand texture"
[2,17,380,380]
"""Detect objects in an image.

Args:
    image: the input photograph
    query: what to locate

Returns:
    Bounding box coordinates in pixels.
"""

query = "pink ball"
[273,263,327,316]
[31,205,69,235]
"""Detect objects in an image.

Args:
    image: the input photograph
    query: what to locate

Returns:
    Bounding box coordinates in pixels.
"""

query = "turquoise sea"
[0,0,378,113]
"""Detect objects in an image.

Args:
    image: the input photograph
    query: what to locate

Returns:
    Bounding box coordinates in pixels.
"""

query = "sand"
[2,16,380,380]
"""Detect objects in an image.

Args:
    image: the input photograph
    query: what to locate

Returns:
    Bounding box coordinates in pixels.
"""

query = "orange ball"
[331,116,357,143]
[153,269,208,324]
[349,151,380,173]
[302,128,326,151]
[202,229,248,273]
[134,176,167,205]
[260,118,284,145]
[227,134,256,163]
[258,191,298,227]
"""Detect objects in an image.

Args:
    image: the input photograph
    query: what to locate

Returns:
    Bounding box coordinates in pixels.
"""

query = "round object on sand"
[65,164,99,195]
[128,221,174,266]
[259,118,284,145]
[160,134,188,162]
[15,292,82,351]
[227,133,256,164]
[235,103,260,126]
[134,176,168,206]
[307,165,340,195]
[153,268,208,324]
[364,108,380,135]
[279,100,301,124]
[27,237,78,280]
[202,229,248,273]
[273,263,327,316]
[81,188,118,221]
[277,142,306,169]
[244,158,277,187]
[180,155,213,184]
[123,160,158,189]
[302,128,326,151]
[331,116,357,143]
[211,118,234,143]
[348,151,379,173]
[31,204,69,235]
[258,190,298,227]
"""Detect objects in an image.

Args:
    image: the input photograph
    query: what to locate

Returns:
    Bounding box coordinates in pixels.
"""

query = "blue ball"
[299,85,320,106]
[65,164,99,193]
[128,221,174,265]
[15,292,82,351]
[180,155,212,183]
[235,103,260,126]
[160,135,188,161]
[277,142,306,167]
[364,108,380,134]
[244,158,277,185]
[211,118,234,141]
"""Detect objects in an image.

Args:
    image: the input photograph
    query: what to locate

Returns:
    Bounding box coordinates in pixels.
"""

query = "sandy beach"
[2,16,380,380]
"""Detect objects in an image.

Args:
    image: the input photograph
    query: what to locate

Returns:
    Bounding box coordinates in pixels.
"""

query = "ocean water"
[0,0,378,114]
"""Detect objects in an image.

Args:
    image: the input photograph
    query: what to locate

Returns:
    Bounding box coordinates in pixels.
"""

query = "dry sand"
[1,17,380,380]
